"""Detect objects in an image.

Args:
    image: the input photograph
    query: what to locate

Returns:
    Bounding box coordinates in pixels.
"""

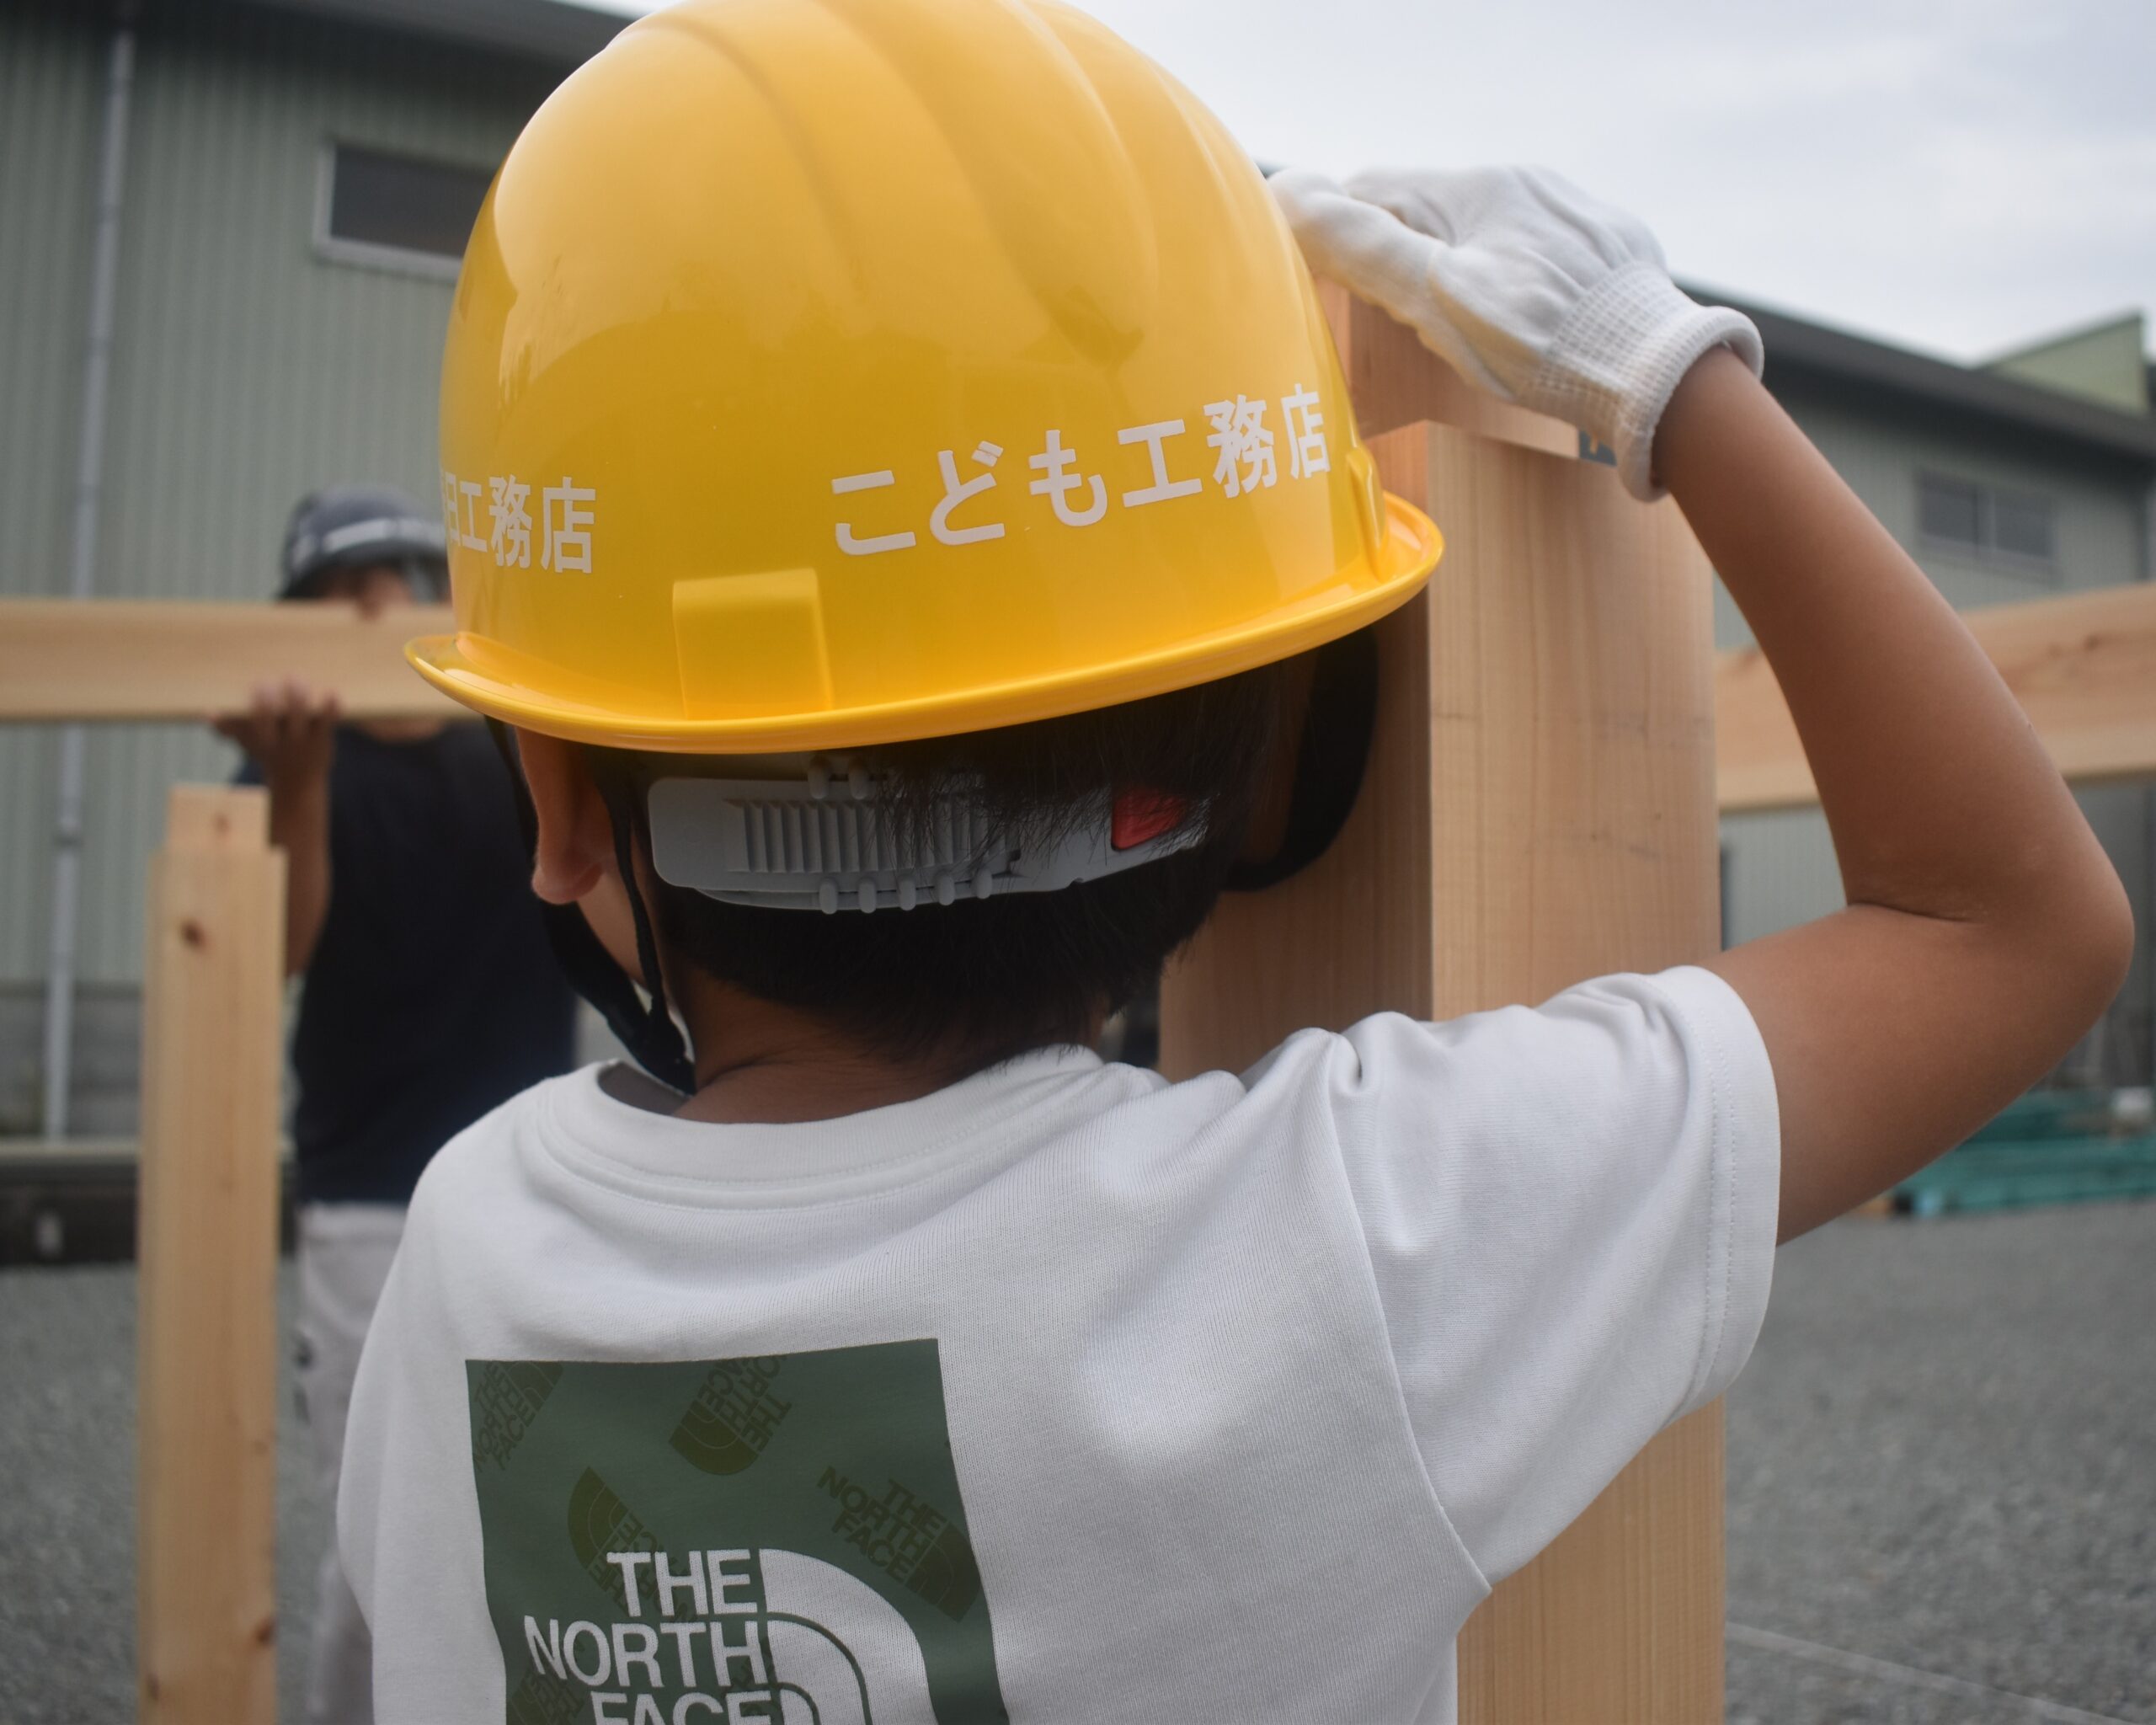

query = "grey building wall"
[0,6,102,1012]
[1717,377,2156,1083]
[0,0,561,1130]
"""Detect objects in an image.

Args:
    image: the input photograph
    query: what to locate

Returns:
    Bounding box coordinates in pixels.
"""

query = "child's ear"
[515,729,613,905]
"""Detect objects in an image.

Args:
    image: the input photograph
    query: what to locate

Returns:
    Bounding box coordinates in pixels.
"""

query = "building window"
[1917,473,1983,551]
[1916,471,2057,576]
[316,142,492,278]
[1990,489,2057,564]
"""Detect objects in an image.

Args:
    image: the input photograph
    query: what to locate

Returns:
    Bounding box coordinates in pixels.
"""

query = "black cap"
[279,485,449,601]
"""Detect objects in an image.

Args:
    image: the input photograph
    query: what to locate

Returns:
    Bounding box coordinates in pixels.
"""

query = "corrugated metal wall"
[0,5,101,987]
[1717,383,2156,1081]
[0,0,559,988]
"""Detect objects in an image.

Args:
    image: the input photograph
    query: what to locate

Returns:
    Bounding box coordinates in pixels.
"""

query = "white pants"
[295,1203,406,1725]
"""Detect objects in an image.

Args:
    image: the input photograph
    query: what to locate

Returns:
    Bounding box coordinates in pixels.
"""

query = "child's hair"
[594,661,1295,1068]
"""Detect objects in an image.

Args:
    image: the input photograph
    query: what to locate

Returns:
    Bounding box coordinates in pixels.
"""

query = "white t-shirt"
[340,965,1779,1725]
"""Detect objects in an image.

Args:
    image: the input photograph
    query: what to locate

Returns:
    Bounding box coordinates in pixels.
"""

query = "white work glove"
[1271,165,1763,500]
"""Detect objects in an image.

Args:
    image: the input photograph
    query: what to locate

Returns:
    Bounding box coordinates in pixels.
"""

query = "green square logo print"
[466,1339,1008,1725]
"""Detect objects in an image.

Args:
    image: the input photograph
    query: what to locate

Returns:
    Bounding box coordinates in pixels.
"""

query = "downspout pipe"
[40,2,137,1141]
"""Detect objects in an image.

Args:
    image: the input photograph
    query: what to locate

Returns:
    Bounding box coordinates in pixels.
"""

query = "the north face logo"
[467,1340,1006,1724]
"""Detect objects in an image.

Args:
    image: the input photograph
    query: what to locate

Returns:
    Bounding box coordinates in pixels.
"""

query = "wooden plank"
[1318,279,1579,458]
[0,598,462,722]
[1161,420,1726,1722]
[137,785,285,1724]
[1718,581,2156,810]
[163,777,269,850]
[1454,1405,1723,1722]
[1398,422,1726,1720]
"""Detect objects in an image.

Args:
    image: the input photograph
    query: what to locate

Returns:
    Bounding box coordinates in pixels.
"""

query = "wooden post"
[1159,408,1726,1717]
[136,785,286,1723]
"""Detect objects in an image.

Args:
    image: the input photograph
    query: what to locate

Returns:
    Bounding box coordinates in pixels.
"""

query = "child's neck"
[668,980,981,1126]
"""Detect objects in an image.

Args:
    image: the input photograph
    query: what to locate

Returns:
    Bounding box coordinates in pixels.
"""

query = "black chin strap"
[488,721,696,1094]
[1225,626,1380,892]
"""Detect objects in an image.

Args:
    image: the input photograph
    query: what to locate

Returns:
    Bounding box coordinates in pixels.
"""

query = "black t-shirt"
[244,725,577,1204]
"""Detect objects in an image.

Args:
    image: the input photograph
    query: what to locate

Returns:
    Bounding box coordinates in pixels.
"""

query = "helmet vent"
[734,796,990,879]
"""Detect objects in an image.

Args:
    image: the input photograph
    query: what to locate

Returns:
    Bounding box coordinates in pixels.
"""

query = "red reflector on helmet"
[1112,789,1187,852]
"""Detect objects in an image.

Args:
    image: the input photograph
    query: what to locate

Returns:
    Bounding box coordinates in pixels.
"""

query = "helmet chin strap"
[591,761,700,1089]
[487,721,696,1095]
[1225,627,1379,893]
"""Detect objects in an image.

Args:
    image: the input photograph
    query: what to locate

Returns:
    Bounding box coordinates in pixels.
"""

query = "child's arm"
[1660,354,2131,1237]
[1273,165,2132,1242]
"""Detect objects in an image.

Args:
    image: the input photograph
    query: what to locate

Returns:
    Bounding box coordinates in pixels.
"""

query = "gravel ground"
[0,1202,2150,1722]
[1726,1200,2155,1724]
[0,1261,329,1723]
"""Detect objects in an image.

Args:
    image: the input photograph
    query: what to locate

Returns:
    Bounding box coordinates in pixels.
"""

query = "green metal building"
[3,0,2153,1142]
[0,0,614,1135]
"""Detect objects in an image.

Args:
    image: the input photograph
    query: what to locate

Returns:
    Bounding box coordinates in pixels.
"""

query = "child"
[339,3,2132,1721]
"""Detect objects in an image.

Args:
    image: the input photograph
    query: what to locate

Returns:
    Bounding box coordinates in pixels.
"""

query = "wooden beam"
[136,786,285,1725]
[1161,421,1726,1720]
[0,598,463,721]
[19,578,2148,813]
[1717,582,2156,810]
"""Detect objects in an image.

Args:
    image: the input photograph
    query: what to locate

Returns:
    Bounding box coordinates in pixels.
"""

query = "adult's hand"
[213,678,339,975]
[214,677,340,793]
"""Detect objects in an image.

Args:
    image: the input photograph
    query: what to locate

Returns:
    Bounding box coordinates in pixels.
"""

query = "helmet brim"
[408,494,1439,755]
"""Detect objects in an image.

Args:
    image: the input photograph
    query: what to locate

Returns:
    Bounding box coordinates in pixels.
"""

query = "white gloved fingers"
[1336,166,1465,245]
[1271,162,1764,501]
[1510,167,1669,274]
[1352,165,1665,282]
[1345,165,1572,248]
[1268,168,1511,398]
[1268,168,1446,311]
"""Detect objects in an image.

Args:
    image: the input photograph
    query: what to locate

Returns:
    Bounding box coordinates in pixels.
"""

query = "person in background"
[211,485,578,1725]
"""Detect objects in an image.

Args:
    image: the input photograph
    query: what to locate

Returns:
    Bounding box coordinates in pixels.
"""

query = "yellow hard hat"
[408,0,1441,755]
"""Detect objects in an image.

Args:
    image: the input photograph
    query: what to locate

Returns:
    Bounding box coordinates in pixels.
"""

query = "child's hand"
[1270,166,1761,499]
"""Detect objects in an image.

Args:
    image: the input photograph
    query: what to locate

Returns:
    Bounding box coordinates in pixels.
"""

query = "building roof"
[1983,312,2149,414]
[246,0,625,67]
[1687,286,2156,468]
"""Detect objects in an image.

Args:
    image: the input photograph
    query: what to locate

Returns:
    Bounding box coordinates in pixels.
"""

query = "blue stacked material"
[1960,1090,2115,1144]
[1896,1091,2156,1215]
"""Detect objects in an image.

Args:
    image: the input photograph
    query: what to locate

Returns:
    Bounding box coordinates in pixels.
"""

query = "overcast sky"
[579,0,2154,366]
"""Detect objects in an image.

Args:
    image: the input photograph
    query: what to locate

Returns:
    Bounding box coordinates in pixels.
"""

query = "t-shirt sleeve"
[1326,965,1780,1585]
